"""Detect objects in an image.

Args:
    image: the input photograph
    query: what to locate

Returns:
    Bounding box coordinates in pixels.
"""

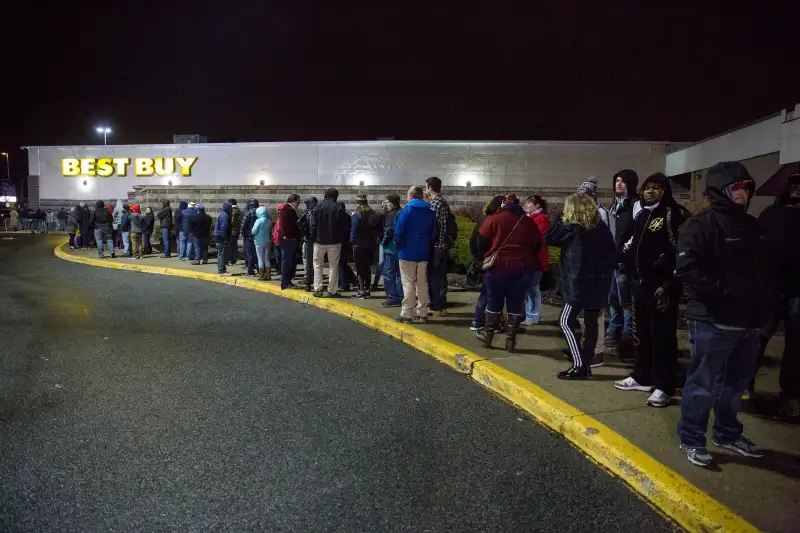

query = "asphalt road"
[0,235,677,533]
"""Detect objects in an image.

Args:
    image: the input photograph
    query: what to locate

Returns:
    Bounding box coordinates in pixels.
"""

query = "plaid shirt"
[429,195,451,249]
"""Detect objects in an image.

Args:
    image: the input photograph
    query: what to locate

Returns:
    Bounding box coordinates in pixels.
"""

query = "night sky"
[0,2,795,178]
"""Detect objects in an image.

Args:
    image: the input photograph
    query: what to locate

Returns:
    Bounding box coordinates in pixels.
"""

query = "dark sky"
[0,2,795,176]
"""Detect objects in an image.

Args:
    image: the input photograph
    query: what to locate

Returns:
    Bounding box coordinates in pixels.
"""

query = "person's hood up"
[247,198,259,209]
[122,204,130,212]
[613,169,640,198]
[116,200,124,210]
[305,197,318,209]
[256,206,268,219]
[222,201,233,215]
[178,201,188,210]
[501,203,525,216]
[107,205,113,213]
[80,202,87,208]
[74,204,81,211]
[162,200,170,207]
[231,204,241,213]
[640,172,674,201]
[705,161,755,212]
[277,203,286,212]
[324,188,339,200]
[131,204,141,214]
[406,198,431,210]
[775,172,800,205]
[95,200,105,209]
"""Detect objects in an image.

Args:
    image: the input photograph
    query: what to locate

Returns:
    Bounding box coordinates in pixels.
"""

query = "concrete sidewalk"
[60,246,800,532]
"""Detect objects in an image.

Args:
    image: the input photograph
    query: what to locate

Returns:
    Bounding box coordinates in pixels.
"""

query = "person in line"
[228,199,242,266]
[190,204,212,265]
[523,195,551,326]
[755,172,800,418]
[338,200,358,292]
[66,206,79,248]
[350,193,381,299]
[371,199,389,293]
[277,194,302,290]
[10,207,19,231]
[112,199,124,249]
[394,186,437,323]
[251,204,274,280]
[119,204,132,257]
[57,207,68,232]
[272,202,285,278]
[605,169,641,358]
[474,194,542,352]
[576,177,611,226]
[425,177,453,317]
[129,204,144,259]
[142,207,155,255]
[157,200,173,257]
[298,197,318,292]
[547,194,616,379]
[381,194,404,307]
[240,198,260,276]
[675,162,775,468]
[46,209,55,232]
[78,202,91,249]
[213,201,233,276]
[311,188,350,298]
[174,200,187,257]
[613,173,689,406]
[469,195,505,332]
[89,200,115,259]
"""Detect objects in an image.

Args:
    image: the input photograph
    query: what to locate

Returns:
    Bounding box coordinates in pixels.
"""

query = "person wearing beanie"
[129,204,144,259]
[381,193,404,307]
[675,161,777,467]
[298,196,318,291]
[190,204,212,264]
[753,172,800,418]
[78,200,91,249]
[614,173,690,407]
[228,198,242,266]
[605,169,641,358]
[89,200,115,258]
[179,201,195,261]
[311,188,350,297]
[240,198,260,276]
[213,201,234,276]
[349,193,381,299]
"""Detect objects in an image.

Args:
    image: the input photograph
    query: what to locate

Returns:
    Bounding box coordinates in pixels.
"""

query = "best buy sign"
[62,157,198,177]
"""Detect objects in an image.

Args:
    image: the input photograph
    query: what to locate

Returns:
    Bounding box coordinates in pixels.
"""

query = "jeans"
[485,271,533,316]
[178,231,189,259]
[400,259,429,319]
[194,236,209,261]
[382,252,404,304]
[215,240,230,273]
[68,233,75,247]
[278,239,298,289]
[473,282,488,325]
[161,228,171,256]
[353,245,375,290]
[755,295,800,398]
[303,240,314,286]
[607,268,633,336]
[243,238,257,273]
[143,231,152,254]
[255,243,269,269]
[560,304,600,368]
[229,236,240,264]
[122,231,131,256]
[677,320,761,448]
[428,247,449,311]
[313,243,342,294]
[93,229,113,257]
[524,270,544,322]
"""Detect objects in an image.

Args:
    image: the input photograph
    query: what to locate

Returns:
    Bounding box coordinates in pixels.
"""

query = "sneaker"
[521,319,538,326]
[680,444,713,467]
[381,300,402,308]
[110,253,115,258]
[219,272,232,277]
[313,290,325,298]
[470,321,482,332]
[590,353,604,368]
[431,310,447,318]
[614,377,654,392]
[711,436,763,458]
[412,316,429,324]
[98,255,104,259]
[394,316,412,324]
[351,292,367,300]
[646,389,671,408]
[69,246,75,250]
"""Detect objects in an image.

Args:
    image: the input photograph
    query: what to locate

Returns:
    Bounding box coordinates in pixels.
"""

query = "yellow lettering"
[62,159,80,176]
[112,158,130,176]
[175,157,198,176]
[96,158,114,177]
[135,158,155,177]
[80,159,97,176]
[154,157,175,176]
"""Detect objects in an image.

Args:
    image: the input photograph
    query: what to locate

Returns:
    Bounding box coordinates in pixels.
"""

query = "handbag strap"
[492,215,524,255]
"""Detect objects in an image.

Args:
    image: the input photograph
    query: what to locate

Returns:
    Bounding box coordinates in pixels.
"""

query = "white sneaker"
[614,377,653,392]
[646,389,671,408]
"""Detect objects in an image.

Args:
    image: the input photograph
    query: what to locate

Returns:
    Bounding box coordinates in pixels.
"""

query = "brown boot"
[258,267,265,280]
[264,268,272,281]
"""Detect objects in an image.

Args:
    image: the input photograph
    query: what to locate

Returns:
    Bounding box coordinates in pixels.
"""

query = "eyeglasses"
[731,180,753,191]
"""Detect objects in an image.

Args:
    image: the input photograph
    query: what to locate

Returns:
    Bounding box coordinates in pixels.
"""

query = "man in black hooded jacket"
[299,196,318,292]
[240,198,259,276]
[157,200,173,257]
[615,173,689,408]
[675,161,776,468]
[605,169,640,357]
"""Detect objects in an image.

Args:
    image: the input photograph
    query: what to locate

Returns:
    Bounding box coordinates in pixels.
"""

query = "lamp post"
[1,152,8,181]
[95,126,112,145]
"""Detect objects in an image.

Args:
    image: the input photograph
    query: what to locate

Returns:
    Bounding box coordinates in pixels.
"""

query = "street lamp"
[95,126,112,145]
[1,152,8,181]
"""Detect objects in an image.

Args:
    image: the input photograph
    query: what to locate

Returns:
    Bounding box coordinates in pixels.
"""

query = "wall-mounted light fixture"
[168,180,173,186]
[260,180,265,186]
[359,180,365,187]
[465,181,472,188]
[82,180,88,186]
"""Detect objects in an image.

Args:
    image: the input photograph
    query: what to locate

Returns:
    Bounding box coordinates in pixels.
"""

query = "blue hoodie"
[181,205,195,235]
[213,202,233,241]
[175,201,188,233]
[395,198,436,262]
[251,206,274,247]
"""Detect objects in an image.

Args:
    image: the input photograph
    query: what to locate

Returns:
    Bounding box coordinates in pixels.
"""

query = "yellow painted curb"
[53,244,760,533]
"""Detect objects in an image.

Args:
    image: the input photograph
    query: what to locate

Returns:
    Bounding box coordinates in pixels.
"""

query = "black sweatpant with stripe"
[560,303,600,368]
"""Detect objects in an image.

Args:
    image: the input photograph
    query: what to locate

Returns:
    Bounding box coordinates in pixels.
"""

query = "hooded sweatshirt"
[213,202,233,241]
[230,203,242,237]
[89,200,114,233]
[157,200,173,229]
[251,206,274,247]
[142,208,155,233]
[175,201,188,233]
[189,206,212,239]
[181,203,195,235]
[298,197,318,241]
[113,200,124,230]
[119,205,131,232]
[675,161,776,329]
[311,195,350,245]
[240,199,260,239]
[608,169,641,258]
[395,198,437,262]
[758,173,800,297]
[129,204,144,233]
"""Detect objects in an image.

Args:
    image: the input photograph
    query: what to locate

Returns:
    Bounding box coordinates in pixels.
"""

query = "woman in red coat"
[523,195,550,325]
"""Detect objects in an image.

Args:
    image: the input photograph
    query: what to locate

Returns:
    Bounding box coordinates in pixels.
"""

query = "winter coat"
[530,211,551,272]
[78,205,90,227]
[213,202,233,242]
[608,169,641,259]
[310,198,350,246]
[381,208,400,254]
[675,162,777,329]
[298,197,318,242]
[759,183,800,298]
[142,212,155,233]
[66,208,79,233]
[181,207,195,235]
[157,201,173,230]
[113,200,124,230]
[174,201,188,234]
[272,204,285,246]
[240,200,259,239]
[189,210,212,239]
[251,206,274,247]
[476,203,543,274]
[130,205,144,234]
[278,203,300,241]
[547,219,616,309]
[395,198,436,262]
[119,209,131,232]
[10,210,19,226]
[350,210,380,248]
[230,205,242,237]
[89,201,114,233]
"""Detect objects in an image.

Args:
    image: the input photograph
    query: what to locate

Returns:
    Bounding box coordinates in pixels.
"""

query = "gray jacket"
[129,213,144,233]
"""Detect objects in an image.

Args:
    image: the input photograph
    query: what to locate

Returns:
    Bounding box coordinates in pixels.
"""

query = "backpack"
[443,212,458,250]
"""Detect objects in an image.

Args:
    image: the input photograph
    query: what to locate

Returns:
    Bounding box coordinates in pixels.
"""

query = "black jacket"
[89,202,114,233]
[157,201,173,229]
[675,162,776,329]
[608,169,640,259]
[142,213,155,233]
[382,208,400,249]
[240,200,259,239]
[758,180,800,298]
[189,211,212,239]
[624,174,688,291]
[311,198,350,246]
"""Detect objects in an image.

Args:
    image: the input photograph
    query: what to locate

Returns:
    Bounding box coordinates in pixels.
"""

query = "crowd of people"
[56,166,798,468]
[2,206,72,233]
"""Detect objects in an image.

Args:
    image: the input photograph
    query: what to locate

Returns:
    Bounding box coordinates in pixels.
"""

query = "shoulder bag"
[482,215,524,271]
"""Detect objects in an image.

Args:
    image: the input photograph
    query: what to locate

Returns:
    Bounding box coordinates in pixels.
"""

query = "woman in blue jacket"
[251,205,274,281]
[394,185,436,323]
